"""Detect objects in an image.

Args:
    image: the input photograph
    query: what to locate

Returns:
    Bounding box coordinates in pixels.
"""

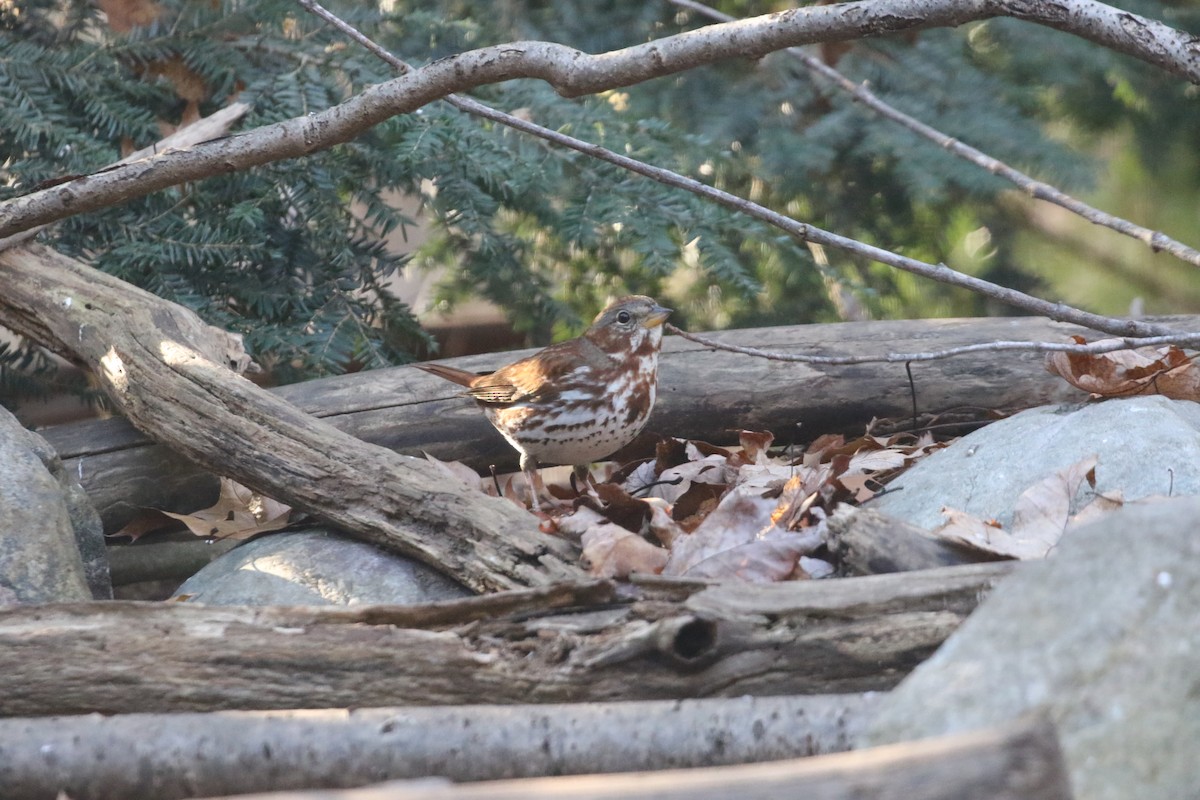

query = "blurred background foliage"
[1,0,1198,405]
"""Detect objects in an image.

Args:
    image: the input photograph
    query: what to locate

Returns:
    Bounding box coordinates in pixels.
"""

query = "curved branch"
[1,0,1196,241]
[294,0,1178,339]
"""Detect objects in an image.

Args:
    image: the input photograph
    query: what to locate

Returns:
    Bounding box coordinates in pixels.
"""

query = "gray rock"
[26,429,111,599]
[0,405,96,603]
[869,396,1200,530]
[174,528,471,605]
[863,496,1200,800]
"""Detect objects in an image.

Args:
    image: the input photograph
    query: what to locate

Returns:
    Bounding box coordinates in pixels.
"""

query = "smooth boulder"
[869,396,1200,530]
[862,495,1200,800]
[174,528,471,605]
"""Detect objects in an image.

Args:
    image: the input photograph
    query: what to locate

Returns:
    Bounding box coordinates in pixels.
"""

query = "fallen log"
[0,244,581,593]
[0,563,1015,716]
[0,693,877,800]
[38,314,1110,532]
[194,715,1071,800]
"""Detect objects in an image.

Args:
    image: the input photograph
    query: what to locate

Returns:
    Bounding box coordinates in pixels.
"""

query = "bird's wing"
[467,342,587,405]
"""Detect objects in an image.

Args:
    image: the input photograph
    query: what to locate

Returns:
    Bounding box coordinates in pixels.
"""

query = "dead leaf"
[931,455,1099,559]
[161,477,291,541]
[1005,455,1099,557]
[107,508,178,542]
[1046,338,1200,399]
[662,485,823,580]
[580,522,668,578]
[681,531,823,582]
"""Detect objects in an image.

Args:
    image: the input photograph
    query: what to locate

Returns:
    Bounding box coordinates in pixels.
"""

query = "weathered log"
[0,564,1016,716]
[0,244,581,593]
[195,715,1071,800]
[0,693,877,800]
[39,314,1113,532]
[827,506,1007,575]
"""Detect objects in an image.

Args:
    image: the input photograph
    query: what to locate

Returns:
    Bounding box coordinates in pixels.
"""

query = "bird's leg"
[519,453,542,512]
[571,464,592,495]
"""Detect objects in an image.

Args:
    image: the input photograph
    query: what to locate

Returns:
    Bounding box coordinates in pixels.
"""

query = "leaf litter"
[523,428,948,582]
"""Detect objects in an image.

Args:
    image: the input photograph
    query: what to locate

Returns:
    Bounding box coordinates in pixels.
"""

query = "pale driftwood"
[41,314,1113,533]
[0,693,877,800]
[827,506,1008,575]
[197,715,1070,800]
[0,244,581,593]
[0,563,1015,716]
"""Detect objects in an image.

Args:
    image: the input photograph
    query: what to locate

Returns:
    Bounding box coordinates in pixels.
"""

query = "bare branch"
[669,0,1200,269]
[3,0,1196,241]
[666,323,1200,365]
[0,101,252,253]
[292,0,1176,340]
[3,0,1195,342]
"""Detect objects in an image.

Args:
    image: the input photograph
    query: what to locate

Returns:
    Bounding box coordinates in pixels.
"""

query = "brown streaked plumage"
[416,295,672,509]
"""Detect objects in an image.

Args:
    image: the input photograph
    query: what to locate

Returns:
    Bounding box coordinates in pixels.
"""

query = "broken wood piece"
[0,693,878,800]
[191,714,1071,800]
[0,244,582,593]
[0,564,1016,716]
[827,505,1008,575]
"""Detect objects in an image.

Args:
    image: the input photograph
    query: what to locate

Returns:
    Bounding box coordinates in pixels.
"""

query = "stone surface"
[174,528,471,605]
[869,396,1200,530]
[0,404,96,603]
[30,431,110,599]
[863,496,1200,800]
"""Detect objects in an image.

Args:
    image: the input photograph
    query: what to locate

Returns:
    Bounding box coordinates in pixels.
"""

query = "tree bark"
[0,563,1015,716]
[0,693,877,800]
[190,715,1070,800]
[42,313,1117,533]
[0,243,580,593]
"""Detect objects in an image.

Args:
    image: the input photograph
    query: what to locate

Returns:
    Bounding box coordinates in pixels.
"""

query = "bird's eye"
[616,310,632,324]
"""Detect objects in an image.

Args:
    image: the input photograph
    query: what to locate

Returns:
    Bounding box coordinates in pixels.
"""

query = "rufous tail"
[413,362,483,388]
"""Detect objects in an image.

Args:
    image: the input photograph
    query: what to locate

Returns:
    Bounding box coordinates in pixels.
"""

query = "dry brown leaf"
[647,501,686,548]
[1046,337,1200,399]
[107,508,178,542]
[662,484,823,581]
[932,455,1099,559]
[161,477,291,541]
[663,486,778,575]
[1067,489,1125,529]
[729,430,775,467]
[580,521,668,578]
[1005,455,1099,557]
[680,531,824,582]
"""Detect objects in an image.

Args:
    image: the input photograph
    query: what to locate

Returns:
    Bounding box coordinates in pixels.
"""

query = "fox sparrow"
[416,295,671,509]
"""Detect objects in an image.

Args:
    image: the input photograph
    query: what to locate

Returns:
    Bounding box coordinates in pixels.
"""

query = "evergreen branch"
[669,0,1200,270]
[0,101,251,252]
[665,323,1200,365]
[3,0,1198,242]
[2,0,1197,340]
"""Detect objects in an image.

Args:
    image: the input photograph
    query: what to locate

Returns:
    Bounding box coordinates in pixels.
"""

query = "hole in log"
[657,615,718,668]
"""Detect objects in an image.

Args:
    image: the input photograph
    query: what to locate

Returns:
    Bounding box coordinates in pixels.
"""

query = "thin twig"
[294,0,1174,340]
[669,0,1200,268]
[665,322,1200,365]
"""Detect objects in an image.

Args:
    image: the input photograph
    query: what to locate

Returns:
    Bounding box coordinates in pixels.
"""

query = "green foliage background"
[1,0,1197,401]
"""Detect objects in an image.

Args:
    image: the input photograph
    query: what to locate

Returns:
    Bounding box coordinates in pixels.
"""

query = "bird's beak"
[644,305,672,329]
